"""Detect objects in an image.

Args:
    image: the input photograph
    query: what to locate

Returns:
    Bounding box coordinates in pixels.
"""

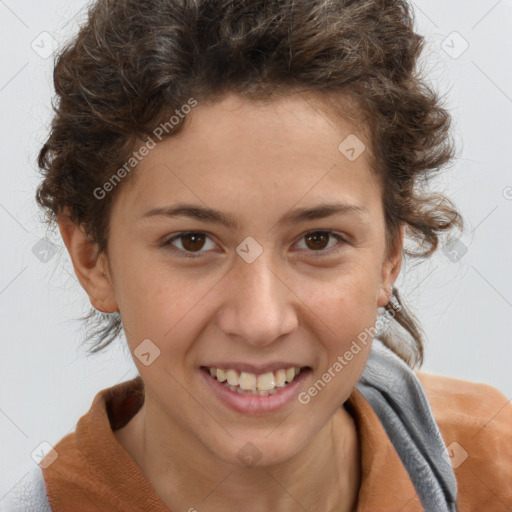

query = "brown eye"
[295,230,347,255]
[304,231,330,250]
[163,232,216,258]
[181,233,206,252]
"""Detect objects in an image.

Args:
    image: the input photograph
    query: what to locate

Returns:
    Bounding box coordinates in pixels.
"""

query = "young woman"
[4,0,510,511]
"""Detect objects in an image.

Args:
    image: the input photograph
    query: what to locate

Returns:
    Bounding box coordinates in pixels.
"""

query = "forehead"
[175,91,369,152]
[111,92,381,223]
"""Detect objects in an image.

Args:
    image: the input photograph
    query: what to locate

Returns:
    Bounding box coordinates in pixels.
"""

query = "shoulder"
[0,466,51,512]
[416,371,512,511]
[416,371,510,425]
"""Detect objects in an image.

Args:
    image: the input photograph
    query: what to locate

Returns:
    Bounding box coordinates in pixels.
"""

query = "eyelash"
[160,230,348,259]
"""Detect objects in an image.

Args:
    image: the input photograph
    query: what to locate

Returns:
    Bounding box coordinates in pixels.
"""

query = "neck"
[116,396,361,512]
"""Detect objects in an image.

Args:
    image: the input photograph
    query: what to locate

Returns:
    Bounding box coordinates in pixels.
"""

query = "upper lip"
[201,362,310,374]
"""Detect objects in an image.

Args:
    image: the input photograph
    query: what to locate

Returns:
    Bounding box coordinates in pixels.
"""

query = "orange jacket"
[32,373,511,511]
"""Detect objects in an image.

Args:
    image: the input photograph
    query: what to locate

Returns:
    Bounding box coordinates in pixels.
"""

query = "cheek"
[114,260,219,353]
[305,262,380,335]
[109,251,171,340]
[305,274,377,395]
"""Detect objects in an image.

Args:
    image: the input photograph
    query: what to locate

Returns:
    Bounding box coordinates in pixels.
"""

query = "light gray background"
[1,0,511,501]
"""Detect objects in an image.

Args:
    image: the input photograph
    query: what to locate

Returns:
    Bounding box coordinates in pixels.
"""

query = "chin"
[211,427,311,469]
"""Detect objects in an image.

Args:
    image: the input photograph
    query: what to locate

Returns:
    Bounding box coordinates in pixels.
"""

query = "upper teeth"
[209,367,301,391]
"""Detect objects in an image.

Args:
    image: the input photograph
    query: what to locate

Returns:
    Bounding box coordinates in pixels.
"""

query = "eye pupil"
[182,233,205,251]
[305,232,329,250]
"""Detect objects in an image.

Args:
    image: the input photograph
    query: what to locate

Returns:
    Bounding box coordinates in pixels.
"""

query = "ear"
[376,224,405,308]
[58,209,118,313]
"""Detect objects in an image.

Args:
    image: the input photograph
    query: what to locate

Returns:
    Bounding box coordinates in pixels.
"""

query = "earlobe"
[57,210,118,313]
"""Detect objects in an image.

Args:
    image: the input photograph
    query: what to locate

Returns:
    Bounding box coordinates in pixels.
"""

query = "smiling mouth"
[200,366,310,396]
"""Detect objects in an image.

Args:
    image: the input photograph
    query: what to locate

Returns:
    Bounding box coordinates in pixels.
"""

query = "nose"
[215,255,298,347]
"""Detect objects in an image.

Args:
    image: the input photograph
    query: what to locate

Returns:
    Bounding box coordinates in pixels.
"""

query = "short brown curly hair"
[36,0,463,366]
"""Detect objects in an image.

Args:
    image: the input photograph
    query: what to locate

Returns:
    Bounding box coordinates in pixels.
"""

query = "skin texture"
[59,92,403,512]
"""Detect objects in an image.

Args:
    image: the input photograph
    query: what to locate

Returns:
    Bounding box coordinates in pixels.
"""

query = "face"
[70,92,402,467]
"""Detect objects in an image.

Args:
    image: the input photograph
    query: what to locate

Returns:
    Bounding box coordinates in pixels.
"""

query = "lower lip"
[200,367,312,415]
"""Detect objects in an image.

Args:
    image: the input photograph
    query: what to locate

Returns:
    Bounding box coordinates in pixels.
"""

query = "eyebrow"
[140,202,369,230]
